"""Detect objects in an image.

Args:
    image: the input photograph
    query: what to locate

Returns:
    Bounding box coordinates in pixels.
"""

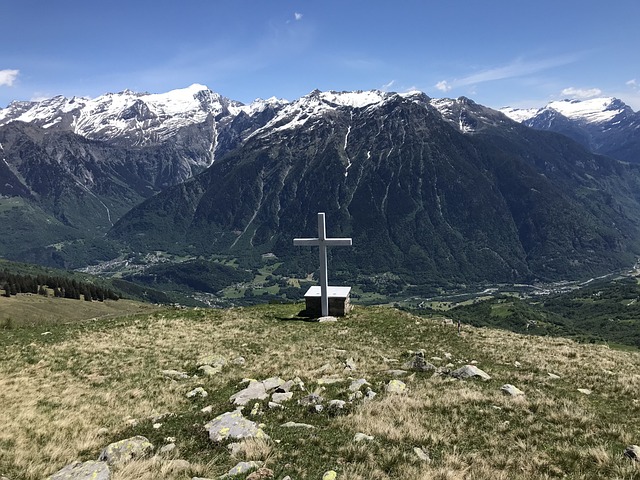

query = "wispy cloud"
[436,54,581,92]
[627,79,639,89]
[560,87,602,99]
[381,80,395,91]
[0,69,19,87]
[294,12,303,21]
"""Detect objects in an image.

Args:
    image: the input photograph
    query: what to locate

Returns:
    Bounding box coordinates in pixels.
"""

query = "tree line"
[1,270,119,302]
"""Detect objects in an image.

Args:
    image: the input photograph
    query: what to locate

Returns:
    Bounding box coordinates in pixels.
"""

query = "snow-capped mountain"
[501,98,640,162]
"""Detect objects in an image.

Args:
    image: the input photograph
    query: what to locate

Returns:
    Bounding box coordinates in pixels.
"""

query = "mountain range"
[2,85,640,290]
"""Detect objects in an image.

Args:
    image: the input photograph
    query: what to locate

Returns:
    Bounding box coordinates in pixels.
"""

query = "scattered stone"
[161,369,189,380]
[165,436,176,443]
[403,351,436,372]
[168,459,191,471]
[348,391,363,401]
[414,447,430,462]
[470,360,478,365]
[451,365,491,381]
[47,461,110,480]
[281,421,316,429]
[153,423,162,429]
[354,432,374,442]
[246,467,275,480]
[514,361,522,368]
[96,427,109,436]
[272,392,293,403]
[318,316,338,323]
[441,318,454,326]
[230,381,268,406]
[313,404,324,413]
[444,352,452,359]
[160,443,176,454]
[98,436,153,466]
[221,461,263,478]
[186,387,208,399]
[547,372,561,379]
[322,471,337,480]
[431,356,442,362]
[198,365,221,376]
[328,399,346,410]
[364,388,377,401]
[262,377,286,392]
[344,357,357,371]
[232,356,246,366]
[41,331,52,336]
[385,379,406,394]
[501,384,525,396]
[268,401,283,409]
[624,445,640,462]
[298,394,323,406]
[205,410,269,443]
[197,355,226,368]
[577,388,593,395]
[250,403,262,416]
[386,369,408,377]
[348,378,370,392]
[201,405,213,414]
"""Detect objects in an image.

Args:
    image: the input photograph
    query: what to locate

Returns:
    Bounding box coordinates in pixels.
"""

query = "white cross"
[293,212,352,316]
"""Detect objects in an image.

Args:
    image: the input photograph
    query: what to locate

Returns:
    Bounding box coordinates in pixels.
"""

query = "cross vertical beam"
[293,212,352,316]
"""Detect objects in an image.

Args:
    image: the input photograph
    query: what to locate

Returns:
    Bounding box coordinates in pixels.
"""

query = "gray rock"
[161,369,189,380]
[230,381,268,406]
[198,365,222,376]
[364,388,377,401]
[317,376,345,385]
[624,444,640,462]
[385,379,406,394]
[501,384,525,396]
[281,421,316,429]
[414,447,430,462]
[403,351,436,372]
[272,392,293,403]
[204,410,269,443]
[318,316,338,322]
[328,399,346,410]
[577,388,592,395]
[262,376,286,392]
[232,356,246,365]
[160,443,176,454]
[169,459,191,471]
[348,390,363,401]
[197,355,226,368]
[298,394,323,406]
[268,401,283,409]
[344,357,357,371]
[186,387,208,398]
[221,461,263,478]
[386,369,409,377]
[313,404,324,413]
[451,365,491,381]
[348,378,370,392]
[98,436,153,466]
[48,461,110,480]
[547,372,561,379]
[353,432,374,442]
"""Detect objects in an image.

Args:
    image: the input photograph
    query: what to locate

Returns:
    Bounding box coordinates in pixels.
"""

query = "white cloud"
[381,80,395,91]
[627,79,638,89]
[294,12,303,21]
[560,87,602,98]
[435,80,452,92]
[0,69,19,87]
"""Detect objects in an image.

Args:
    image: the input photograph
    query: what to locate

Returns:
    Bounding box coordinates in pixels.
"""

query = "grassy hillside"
[1,304,639,479]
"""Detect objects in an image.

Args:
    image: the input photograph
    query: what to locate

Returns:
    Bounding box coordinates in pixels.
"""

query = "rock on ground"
[624,444,640,462]
[403,351,436,372]
[246,467,275,480]
[385,379,406,394]
[451,365,491,380]
[501,384,525,396]
[281,421,316,429]
[98,436,153,467]
[186,387,208,398]
[161,369,189,380]
[47,461,110,480]
[221,461,263,478]
[205,410,269,443]
[354,432,374,442]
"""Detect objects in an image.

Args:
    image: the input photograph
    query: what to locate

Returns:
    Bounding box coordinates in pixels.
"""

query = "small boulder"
[624,445,640,462]
[198,365,221,376]
[48,461,110,480]
[281,421,316,429]
[344,357,357,371]
[230,381,268,406]
[160,443,176,454]
[547,372,561,379]
[318,316,338,322]
[98,436,153,466]
[205,410,269,443]
[186,387,208,398]
[328,399,346,410]
[322,471,337,480]
[348,378,370,392]
[221,461,263,478]
[501,384,525,396]
[298,394,323,406]
[161,369,189,380]
[414,447,430,462]
[577,388,593,395]
[403,351,436,372]
[385,379,406,394]
[354,432,374,442]
[451,365,491,381]
[246,468,275,480]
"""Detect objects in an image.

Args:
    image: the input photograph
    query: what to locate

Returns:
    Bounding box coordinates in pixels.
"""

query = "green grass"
[1,302,639,479]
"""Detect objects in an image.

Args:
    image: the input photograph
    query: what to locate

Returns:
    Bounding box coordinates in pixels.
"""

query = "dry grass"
[0,304,639,479]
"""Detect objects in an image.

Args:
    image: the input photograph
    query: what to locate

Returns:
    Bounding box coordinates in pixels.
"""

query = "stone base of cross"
[293,212,352,317]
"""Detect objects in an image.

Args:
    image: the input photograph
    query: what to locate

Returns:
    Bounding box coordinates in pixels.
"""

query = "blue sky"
[1,0,639,110]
